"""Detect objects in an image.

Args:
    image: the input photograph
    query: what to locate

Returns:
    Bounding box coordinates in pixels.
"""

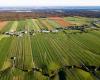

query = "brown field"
[49,17,73,27]
[0,21,8,31]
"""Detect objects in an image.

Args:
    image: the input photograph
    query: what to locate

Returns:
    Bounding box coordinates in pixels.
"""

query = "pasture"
[0,17,100,80]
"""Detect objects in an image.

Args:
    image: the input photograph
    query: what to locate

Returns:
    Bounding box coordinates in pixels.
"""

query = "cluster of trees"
[0,10,100,21]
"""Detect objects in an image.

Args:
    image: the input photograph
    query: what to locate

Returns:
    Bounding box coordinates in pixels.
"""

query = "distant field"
[49,17,73,27]
[64,16,93,26]
[0,17,100,80]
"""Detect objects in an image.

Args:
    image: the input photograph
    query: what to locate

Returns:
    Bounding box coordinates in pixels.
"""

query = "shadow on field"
[58,69,67,80]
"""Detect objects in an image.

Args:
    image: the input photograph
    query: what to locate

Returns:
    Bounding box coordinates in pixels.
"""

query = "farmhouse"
[63,25,86,31]
[25,30,28,34]
[4,31,15,36]
[52,29,59,32]
[41,30,50,33]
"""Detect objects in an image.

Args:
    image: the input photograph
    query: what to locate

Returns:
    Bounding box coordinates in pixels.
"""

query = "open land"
[0,10,100,80]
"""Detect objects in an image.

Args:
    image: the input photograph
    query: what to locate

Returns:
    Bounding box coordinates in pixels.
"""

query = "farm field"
[63,16,93,26]
[0,21,8,31]
[0,16,100,80]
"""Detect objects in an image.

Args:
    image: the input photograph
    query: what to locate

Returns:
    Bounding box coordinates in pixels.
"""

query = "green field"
[0,17,100,80]
[63,16,93,26]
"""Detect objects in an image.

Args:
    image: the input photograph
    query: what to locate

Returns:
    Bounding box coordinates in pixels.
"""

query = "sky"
[0,0,100,7]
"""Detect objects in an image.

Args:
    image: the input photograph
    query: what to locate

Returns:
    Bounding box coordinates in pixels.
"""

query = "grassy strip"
[9,21,18,32]
[16,20,25,31]
[0,37,12,70]
[32,19,40,31]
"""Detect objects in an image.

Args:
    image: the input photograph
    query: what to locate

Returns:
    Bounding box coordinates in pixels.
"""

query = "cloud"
[0,0,100,6]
